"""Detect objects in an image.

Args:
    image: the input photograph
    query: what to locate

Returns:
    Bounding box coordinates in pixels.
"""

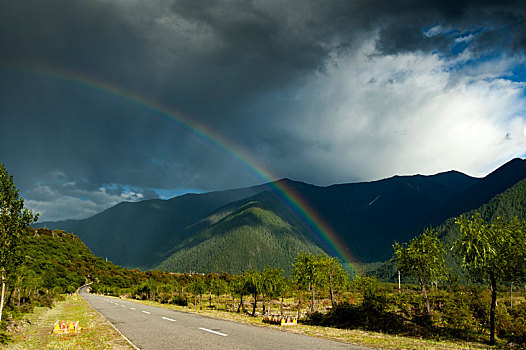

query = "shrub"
[496,303,513,337]
[305,301,362,328]
[0,330,10,345]
[431,288,474,331]
[501,301,526,344]
[362,284,388,317]
[171,295,188,306]
[468,287,490,334]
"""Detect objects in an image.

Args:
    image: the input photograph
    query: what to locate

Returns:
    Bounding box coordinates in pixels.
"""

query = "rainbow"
[2,62,359,274]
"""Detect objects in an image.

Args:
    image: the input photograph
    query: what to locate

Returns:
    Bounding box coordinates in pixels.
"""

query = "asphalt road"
[79,287,371,350]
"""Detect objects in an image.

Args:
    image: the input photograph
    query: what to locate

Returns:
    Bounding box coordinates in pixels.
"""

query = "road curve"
[79,287,371,350]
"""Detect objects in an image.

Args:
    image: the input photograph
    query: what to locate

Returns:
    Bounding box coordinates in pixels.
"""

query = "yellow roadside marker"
[52,320,80,334]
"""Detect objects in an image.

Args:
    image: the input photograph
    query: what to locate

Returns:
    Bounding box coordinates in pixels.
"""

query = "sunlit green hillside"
[156,201,325,274]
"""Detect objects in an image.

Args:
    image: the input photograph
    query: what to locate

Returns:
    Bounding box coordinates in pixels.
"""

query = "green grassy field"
[5,294,133,350]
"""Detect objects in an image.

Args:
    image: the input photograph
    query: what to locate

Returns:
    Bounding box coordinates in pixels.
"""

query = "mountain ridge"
[37,183,270,266]
[373,168,526,283]
[427,158,526,226]
[37,158,526,271]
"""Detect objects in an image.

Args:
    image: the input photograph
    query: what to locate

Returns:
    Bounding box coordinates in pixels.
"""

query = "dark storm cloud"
[161,0,526,126]
[353,0,526,56]
[169,0,328,68]
[0,0,152,89]
[1,0,526,220]
[2,1,525,104]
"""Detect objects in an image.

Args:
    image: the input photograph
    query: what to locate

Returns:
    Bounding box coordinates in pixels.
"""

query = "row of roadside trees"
[94,253,350,319]
[393,214,526,345]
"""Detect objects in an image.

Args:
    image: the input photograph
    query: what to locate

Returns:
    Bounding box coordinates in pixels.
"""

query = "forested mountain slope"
[155,201,325,274]
[152,172,481,273]
[374,175,526,283]
[146,171,479,271]
[37,184,267,266]
[427,158,526,225]
[38,159,526,271]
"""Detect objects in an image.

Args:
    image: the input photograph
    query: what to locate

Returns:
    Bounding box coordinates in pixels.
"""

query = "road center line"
[161,317,176,322]
[130,307,136,310]
[121,305,126,307]
[142,311,151,314]
[199,327,228,337]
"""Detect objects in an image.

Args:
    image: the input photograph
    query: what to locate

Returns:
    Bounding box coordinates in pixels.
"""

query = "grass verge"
[113,297,498,350]
[4,294,133,350]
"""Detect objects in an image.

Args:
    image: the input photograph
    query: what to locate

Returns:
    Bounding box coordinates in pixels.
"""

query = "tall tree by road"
[454,213,526,345]
[317,256,348,307]
[292,253,324,313]
[210,277,228,310]
[243,269,262,316]
[261,266,285,316]
[188,277,207,310]
[0,164,38,322]
[393,228,446,315]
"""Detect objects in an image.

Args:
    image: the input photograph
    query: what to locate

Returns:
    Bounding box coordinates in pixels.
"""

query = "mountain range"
[374,160,526,283]
[37,158,526,274]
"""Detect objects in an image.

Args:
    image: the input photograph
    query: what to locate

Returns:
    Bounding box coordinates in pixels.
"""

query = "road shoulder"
[4,294,134,350]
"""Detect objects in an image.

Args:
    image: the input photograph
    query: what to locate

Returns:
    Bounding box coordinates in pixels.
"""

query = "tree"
[188,277,207,310]
[393,228,446,315]
[210,277,227,310]
[317,256,349,307]
[454,214,526,345]
[229,275,247,313]
[261,266,285,316]
[243,269,262,316]
[0,164,38,322]
[276,273,291,317]
[292,253,324,314]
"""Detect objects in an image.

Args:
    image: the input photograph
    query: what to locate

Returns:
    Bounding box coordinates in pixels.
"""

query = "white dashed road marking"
[161,317,176,322]
[199,327,227,337]
[142,311,151,314]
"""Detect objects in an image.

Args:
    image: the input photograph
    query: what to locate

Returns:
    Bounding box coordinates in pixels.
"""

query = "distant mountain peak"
[427,157,526,226]
[486,157,526,177]
[272,177,310,186]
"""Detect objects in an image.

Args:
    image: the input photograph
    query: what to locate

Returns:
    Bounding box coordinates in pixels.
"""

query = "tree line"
[92,253,350,318]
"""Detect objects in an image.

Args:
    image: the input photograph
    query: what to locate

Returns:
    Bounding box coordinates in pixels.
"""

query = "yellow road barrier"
[52,320,80,334]
[262,314,297,326]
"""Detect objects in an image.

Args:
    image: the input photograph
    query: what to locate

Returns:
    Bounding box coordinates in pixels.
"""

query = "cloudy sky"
[1,0,526,221]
